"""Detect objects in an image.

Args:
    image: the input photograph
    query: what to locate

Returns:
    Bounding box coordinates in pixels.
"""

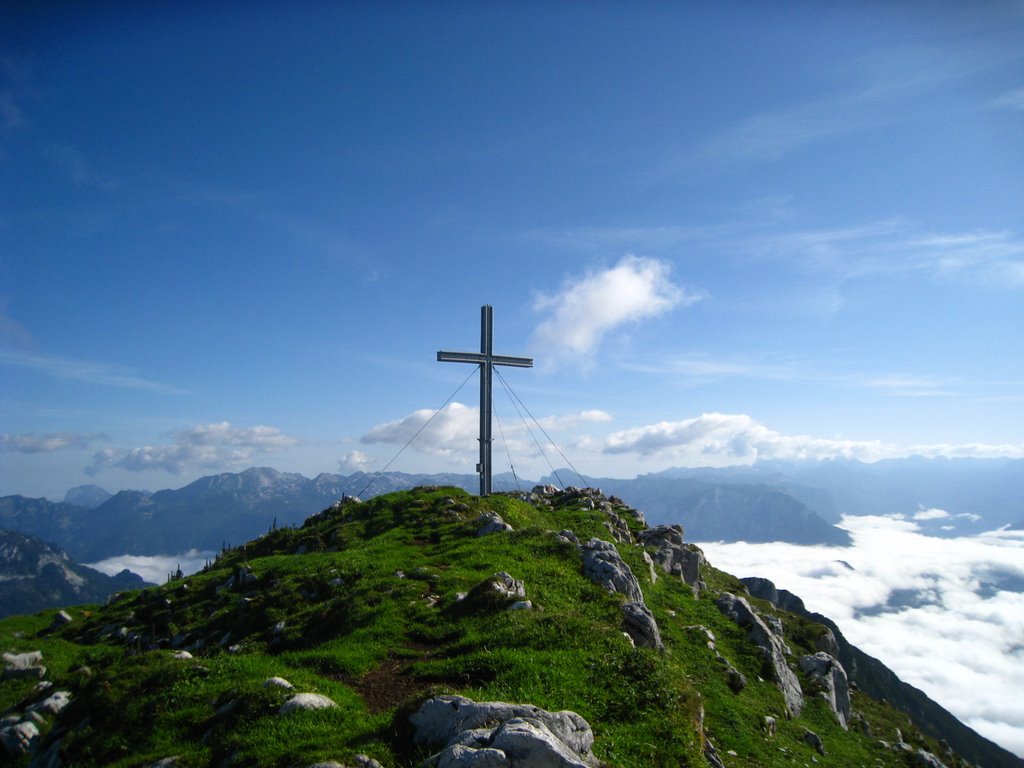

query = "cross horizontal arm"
[490,354,533,368]
[437,351,485,364]
[437,351,533,368]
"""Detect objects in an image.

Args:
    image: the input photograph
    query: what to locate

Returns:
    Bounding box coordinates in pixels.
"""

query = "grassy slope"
[0,487,965,767]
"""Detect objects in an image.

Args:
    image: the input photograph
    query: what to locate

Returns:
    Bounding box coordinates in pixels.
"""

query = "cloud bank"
[87,422,299,476]
[530,256,699,365]
[361,402,479,457]
[86,549,216,585]
[697,517,1024,758]
[0,431,107,453]
[602,412,1024,464]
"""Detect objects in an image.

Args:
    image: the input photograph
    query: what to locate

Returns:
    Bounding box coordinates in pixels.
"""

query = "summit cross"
[437,305,533,496]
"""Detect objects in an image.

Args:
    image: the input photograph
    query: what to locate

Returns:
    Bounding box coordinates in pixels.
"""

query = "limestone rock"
[621,601,664,651]
[579,539,644,604]
[715,592,803,717]
[263,676,295,690]
[27,690,71,716]
[2,651,45,680]
[409,694,595,763]
[464,572,527,610]
[638,525,704,592]
[475,512,513,537]
[799,652,851,729]
[0,720,38,756]
[555,530,580,547]
[279,693,338,715]
[915,748,950,768]
[803,727,825,755]
[489,717,592,768]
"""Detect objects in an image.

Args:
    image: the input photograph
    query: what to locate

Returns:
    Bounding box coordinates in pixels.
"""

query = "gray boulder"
[409,695,595,763]
[915,749,950,768]
[476,513,513,537]
[0,720,38,756]
[279,693,338,715]
[638,525,704,592]
[580,539,644,604]
[2,651,45,680]
[799,652,851,729]
[621,602,664,651]
[489,717,592,767]
[803,727,825,755]
[715,593,803,717]
[464,572,527,610]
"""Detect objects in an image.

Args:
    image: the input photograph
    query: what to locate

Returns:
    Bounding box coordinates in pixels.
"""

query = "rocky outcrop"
[621,601,664,651]
[715,592,803,717]
[463,572,527,611]
[409,694,598,768]
[799,652,851,729]
[579,539,644,604]
[637,525,704,592]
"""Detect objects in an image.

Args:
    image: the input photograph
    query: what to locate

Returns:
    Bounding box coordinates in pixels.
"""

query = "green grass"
[0,487,972,767]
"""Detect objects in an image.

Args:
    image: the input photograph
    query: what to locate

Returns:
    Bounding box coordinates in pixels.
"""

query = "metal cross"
[438,305,533,495]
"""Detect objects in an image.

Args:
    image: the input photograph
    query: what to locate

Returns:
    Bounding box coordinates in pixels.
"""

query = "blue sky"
[2,1,1023,499]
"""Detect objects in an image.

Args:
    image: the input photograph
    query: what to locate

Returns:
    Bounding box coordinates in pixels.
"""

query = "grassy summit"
[0,487,967,767]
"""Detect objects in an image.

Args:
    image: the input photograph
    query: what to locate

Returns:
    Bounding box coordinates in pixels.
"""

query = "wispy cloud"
[698,520,1024,758]
[621,353,959,398]
[530,256,701,367]
[0,348,186,394]
[743,222,1024,288]
[991,87,1024,111]
[0,431,108,453]
[86,422,299,476]
[602,412,1024,463]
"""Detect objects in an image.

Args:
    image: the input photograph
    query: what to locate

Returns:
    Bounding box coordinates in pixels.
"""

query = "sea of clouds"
[87,549,216,586]
[697,514,1024,759]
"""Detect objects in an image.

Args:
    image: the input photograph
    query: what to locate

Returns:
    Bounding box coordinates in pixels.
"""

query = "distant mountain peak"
[63,484,113,509]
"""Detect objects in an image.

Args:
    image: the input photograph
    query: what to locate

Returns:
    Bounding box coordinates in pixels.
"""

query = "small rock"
[171,650,193,660]
[263,676,294,690]
[508,600,533,611]
[28,690,72,715]
[803,728,825,755]
[279,693,338,715]
[621,601,664,651]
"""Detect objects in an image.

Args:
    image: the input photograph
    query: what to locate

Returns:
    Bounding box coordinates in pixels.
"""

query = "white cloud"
[913,507,950,521]
[86,549,215,585]
[530,255,699,366]
[0,431,107,453]
[697,518,1024,759]
[86,422,299,476]
[338,450,373,473]
[361,402,479,456]
[604,412,887,462]
[602,412,1024,464]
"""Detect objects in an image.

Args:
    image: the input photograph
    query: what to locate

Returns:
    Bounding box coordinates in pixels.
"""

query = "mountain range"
[0,528,148,618]
[2,457,1020,566]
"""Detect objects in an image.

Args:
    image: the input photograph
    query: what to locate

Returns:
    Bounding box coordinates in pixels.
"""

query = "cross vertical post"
[438,305,533,495]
